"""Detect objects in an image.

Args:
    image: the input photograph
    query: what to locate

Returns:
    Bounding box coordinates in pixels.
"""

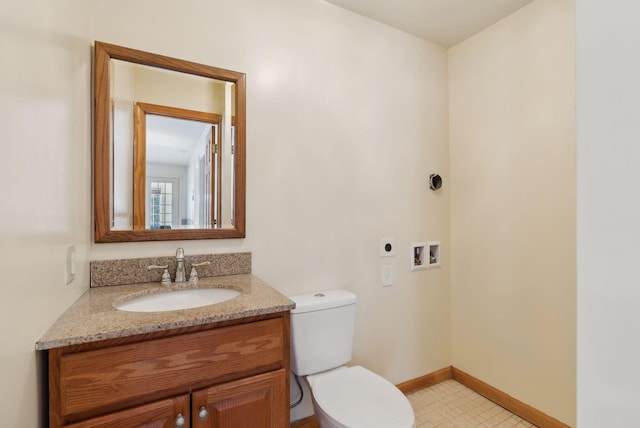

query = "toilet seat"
[307,366,415,428]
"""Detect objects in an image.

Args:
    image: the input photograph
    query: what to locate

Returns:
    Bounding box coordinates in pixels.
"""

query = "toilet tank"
[289,289,356,376]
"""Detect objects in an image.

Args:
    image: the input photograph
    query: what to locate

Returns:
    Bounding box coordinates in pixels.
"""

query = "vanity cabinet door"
[191,369,288,428]
[63,394,189,428]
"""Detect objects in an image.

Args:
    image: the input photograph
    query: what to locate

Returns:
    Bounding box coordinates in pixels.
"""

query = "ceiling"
[324,0,535,47]
[146,115,210,166]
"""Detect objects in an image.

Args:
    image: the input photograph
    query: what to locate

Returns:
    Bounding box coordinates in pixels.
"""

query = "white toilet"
[289,289,415,428]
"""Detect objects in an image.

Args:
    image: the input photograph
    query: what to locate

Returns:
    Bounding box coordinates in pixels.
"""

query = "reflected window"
[148,179,178,229]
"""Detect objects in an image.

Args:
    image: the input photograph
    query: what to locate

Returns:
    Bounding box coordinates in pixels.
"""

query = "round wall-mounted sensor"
[381,238,395,257]
[429,174,442,191]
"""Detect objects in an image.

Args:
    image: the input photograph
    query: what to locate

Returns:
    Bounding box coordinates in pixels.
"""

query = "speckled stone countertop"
[36,274,295,351]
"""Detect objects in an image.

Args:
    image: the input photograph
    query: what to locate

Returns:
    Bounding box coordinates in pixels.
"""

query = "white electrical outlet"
[383,265,393,287]
[65,245,76,285]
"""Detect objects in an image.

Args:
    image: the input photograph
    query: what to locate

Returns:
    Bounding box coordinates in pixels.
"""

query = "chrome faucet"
[175,248,186,283]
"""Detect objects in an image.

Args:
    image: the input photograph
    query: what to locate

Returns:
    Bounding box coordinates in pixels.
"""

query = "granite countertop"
[36,274,295,350]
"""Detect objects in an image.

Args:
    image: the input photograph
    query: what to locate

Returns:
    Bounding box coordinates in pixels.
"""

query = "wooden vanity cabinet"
[47,312,290,428]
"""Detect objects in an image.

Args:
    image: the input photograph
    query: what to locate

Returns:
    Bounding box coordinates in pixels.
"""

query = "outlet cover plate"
[383,265,393,286]
[65,245,76,285]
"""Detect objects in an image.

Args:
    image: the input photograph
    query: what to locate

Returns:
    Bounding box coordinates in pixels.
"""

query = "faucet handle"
[147,265,171,286]
[176,248,185,260]
[188,261,211,283]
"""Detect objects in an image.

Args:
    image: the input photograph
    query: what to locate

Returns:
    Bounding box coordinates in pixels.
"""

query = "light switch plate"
[383,265,393,286]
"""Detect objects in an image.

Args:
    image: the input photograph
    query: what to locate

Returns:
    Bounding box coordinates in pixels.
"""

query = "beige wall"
[0,0,92,426]
[0,2,450,426]
[0,0,581,426]
[91,0,451,385]
[449,0,575,425]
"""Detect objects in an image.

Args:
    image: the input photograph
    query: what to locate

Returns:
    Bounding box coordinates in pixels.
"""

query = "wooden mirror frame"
[94,41,246,243]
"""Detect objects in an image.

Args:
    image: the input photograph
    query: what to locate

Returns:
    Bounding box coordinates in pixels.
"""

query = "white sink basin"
[115,288,241,313]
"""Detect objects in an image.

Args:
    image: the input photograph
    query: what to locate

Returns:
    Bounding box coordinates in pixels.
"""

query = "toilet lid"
[311,366,415,428]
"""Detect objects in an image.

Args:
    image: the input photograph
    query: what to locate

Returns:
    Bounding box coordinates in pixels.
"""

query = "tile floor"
[406,380,537,428]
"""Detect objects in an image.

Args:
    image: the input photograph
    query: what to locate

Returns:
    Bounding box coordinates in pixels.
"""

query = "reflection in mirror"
[131,102,236,232]
[94,42,245,242]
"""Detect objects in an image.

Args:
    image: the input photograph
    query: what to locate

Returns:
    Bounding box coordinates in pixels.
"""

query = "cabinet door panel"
[192,369,288,428]
[55,318,284,419]
[64,394,189,428]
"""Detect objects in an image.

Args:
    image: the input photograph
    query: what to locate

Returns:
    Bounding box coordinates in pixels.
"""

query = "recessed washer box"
[427,241,441,268]
[410,242,427,271]
[410,241,441,271]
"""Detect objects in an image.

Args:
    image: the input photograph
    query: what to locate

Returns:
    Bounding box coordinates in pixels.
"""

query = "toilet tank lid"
[289,289,356,314]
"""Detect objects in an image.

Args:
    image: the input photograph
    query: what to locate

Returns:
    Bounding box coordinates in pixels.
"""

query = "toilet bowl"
[307,366,415,428]
[289,289,416,428]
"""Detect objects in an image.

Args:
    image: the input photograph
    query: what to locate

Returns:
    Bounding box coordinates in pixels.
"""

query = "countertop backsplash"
[90,252,252,287]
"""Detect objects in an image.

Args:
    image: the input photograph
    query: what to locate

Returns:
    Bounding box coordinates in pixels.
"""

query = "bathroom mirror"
[94,41,245,242]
